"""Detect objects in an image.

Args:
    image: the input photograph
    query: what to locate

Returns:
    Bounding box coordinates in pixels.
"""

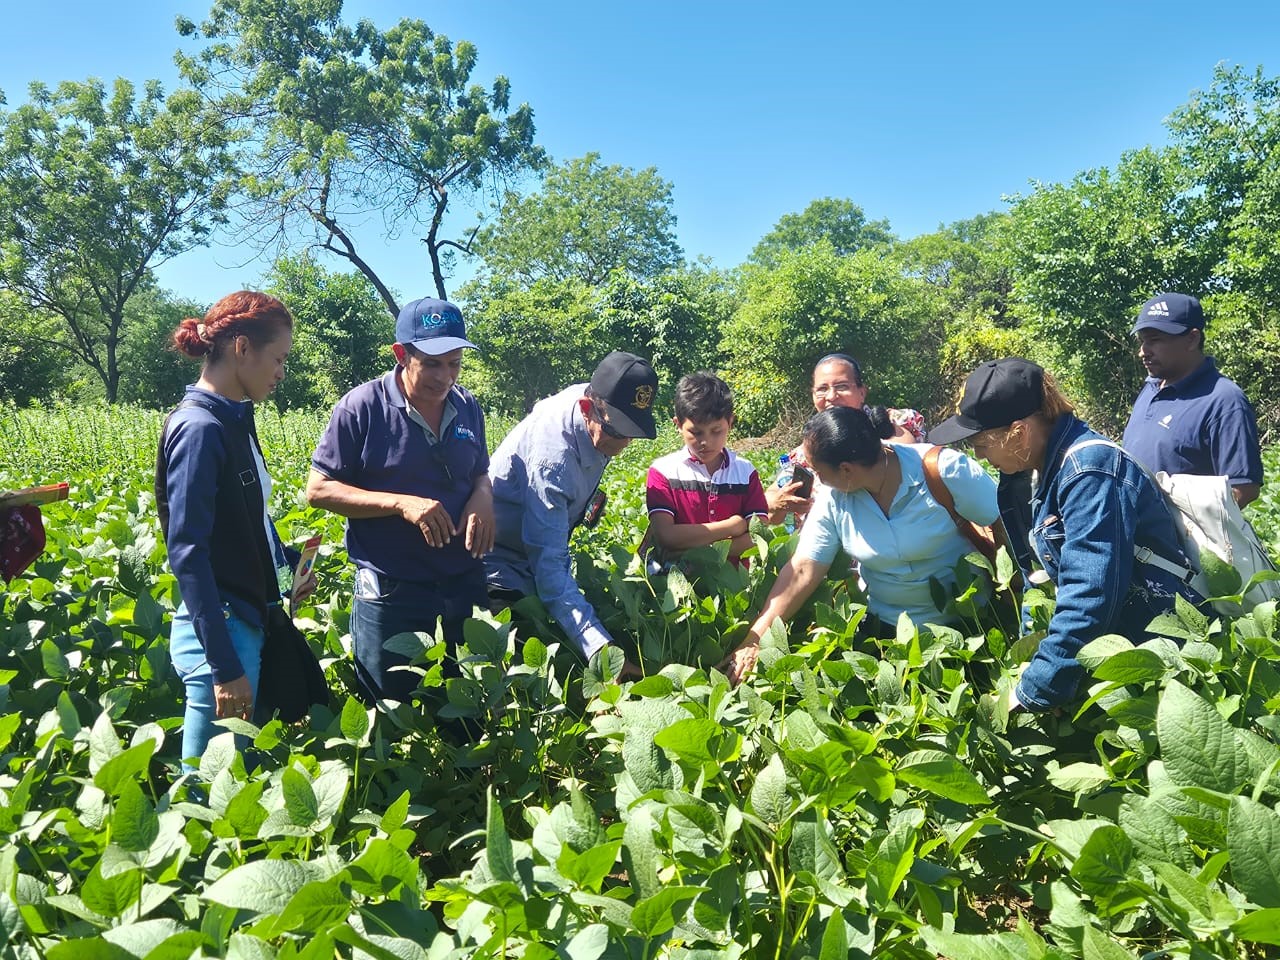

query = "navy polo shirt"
[1122,357,1262,487]
[312,370,489,583]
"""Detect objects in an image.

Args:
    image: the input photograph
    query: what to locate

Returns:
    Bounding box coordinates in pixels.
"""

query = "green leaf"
[1158,678,1248,793]
[1233,907,1280,946]
[94,740,156,795]
[1069,826,1136,913]
[562,924,609,960]
[1047,762,1112,795]
[748,753,788,825]
[276,879,351,933]
[867,815,918,911]
[629,885,704,938]
[549,786,603,853]
[41,639,71,681]
[100,919,189,958]
[380,791,410,834]
[282,767,320,827]
[622,806,661,901]
[1076,634,1136,671]
[629,676,673,698]
[81,864,142,919]
[88,712,123,775]
[485,788,516,883]
[202,860,321,914]
[1082,925,1140,959]
[339,696,370,742]
[558,840,621,893]
[46,941,135,960]
[920,927,1039,959]
[622,729,675,793]
[348,838,419,898]
[819,912,849,960]
[652,717,721,763]
[112,779,160,852]
[1091,647,1168,684]
[790,811,842,882]
[1118,795,1193,869]
[897,749,990,805]
[1229,796,1280,907]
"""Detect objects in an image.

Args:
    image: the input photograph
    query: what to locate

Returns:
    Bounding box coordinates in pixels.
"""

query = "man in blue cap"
[1122,292,1263,507]
[307,297,494,705]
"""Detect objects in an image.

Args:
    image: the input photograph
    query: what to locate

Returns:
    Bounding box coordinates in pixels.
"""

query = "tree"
[177,0,545,309]
[0,78,235,402]
[749,198,894,268]
[115,285,210,407]
[262,252,391,409]
[720,242,945,434]
[0,293,76,405]
[1002,147,1216,430]
[472,153,683,286]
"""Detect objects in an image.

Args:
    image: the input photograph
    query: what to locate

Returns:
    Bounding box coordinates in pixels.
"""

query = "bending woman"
[722,405,998,684]
[155,292,309,768]
[929,358,1201,711]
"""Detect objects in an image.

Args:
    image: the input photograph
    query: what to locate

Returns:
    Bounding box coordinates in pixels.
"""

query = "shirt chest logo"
[1158,414,1173,429]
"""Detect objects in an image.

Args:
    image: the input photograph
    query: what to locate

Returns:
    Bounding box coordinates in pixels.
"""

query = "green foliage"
[474,153,683,286]
[177,0,545,305]
[0,293,76,404]
[262,253,392,410]
[1003,147,1216,432]
[749,197,894,268]
[0,77,235,402]
[114,286,209,408]
[721,241,946,434]
[4,405,1280,957]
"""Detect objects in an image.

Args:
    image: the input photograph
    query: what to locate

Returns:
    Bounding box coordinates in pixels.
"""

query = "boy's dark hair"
[674,371,734,424]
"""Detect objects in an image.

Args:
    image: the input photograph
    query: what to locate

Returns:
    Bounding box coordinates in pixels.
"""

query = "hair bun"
[864,405,896,440]
[171,317,211,358]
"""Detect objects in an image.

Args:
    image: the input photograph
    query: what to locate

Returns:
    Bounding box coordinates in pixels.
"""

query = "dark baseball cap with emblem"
[395,297,477,354]
[589,351,659,439]
[928,358,1045,445]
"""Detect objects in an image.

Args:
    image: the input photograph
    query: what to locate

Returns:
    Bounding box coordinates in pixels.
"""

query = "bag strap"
[922,446,998,563]
[1062,437,1199,586]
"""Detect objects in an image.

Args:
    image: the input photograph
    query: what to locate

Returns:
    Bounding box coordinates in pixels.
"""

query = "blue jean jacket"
[998,415,1200,710]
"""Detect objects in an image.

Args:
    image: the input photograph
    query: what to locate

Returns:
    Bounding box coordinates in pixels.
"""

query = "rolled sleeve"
[164,415,243,683]
[311,404,361,483]
[795,487,842,566]
[524,459,614,658]
[1017,470,1131,711]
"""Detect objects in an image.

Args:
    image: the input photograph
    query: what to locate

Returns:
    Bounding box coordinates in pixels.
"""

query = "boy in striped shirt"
[645,372,769,566]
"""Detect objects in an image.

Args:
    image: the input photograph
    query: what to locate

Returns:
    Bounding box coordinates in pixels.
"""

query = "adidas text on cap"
[1132,293,1205,336]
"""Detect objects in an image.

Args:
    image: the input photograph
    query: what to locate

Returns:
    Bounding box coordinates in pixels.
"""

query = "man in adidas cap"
[1122,292,1262,507]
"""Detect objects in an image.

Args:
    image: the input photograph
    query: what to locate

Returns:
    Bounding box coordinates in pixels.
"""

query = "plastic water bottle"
[776,454,796,533]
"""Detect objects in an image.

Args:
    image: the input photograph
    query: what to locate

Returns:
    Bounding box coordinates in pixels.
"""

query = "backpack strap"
[922,445,999,563]
[1061,437,1199,586]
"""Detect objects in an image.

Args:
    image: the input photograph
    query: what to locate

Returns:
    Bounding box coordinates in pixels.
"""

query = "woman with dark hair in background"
[929,358,1201,712]
[722,404,997,685]
[155,291,313,768]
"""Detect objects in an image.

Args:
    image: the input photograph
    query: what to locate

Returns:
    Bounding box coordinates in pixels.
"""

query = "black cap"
[928,358,1044,444]
[589,351,658,439]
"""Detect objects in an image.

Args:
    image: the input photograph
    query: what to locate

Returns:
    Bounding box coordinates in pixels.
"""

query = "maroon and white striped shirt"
[646,447,769,525]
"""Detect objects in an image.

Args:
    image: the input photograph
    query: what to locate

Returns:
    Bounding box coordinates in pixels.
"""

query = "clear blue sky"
[4,1,1280,307]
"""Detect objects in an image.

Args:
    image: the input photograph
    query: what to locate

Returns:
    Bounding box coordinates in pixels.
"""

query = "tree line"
[1,0,1278,441]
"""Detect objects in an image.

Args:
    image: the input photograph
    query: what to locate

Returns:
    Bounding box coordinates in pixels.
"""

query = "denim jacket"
[998,415,1200,710]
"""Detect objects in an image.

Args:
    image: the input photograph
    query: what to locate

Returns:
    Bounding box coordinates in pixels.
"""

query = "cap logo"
[1147,301,1170,317]
[416,311,463,338]
[633,384,654,410]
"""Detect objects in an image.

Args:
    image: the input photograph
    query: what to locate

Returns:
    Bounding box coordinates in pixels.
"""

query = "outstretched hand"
[718,640,760,687]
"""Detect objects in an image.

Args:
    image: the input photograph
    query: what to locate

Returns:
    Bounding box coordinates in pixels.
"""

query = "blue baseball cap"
[395,297,477,354]
[1133,293,1205,335]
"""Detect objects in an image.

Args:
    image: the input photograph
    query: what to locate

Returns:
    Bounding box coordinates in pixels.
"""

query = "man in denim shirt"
[487,352,658,671]
[932,359,1200,711]
[1123,293,1263,508]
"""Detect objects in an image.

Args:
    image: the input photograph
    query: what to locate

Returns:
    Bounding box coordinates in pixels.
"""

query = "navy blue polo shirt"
[312,370,489,583]
[1122,357,1262,487]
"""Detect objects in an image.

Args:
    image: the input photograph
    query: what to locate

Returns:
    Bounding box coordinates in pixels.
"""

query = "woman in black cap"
[929,358,1201,712]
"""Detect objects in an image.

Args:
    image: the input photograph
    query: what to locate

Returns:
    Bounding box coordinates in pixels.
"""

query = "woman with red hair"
[155,291,309,769]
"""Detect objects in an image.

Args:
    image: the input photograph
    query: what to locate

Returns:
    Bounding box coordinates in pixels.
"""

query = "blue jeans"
[169,602,264,770]
[350,567,486,704]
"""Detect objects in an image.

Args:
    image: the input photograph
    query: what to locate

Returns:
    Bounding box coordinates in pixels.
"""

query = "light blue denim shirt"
[796,444,999,627]
[486,384,615,658]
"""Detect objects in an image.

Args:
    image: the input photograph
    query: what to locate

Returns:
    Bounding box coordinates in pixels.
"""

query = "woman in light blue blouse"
[722,405,998,685]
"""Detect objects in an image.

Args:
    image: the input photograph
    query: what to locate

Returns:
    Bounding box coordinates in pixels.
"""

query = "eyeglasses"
[812,382,856,398]
[593,403,629,440]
